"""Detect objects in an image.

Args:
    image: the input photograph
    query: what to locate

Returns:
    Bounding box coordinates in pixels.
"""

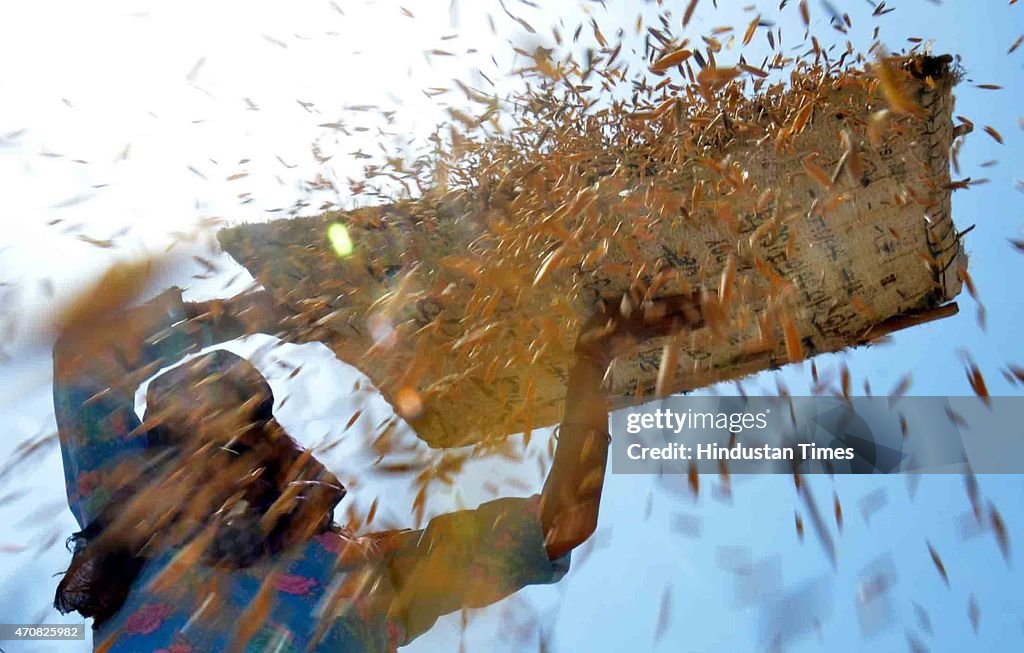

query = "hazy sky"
[1,1,1023,652]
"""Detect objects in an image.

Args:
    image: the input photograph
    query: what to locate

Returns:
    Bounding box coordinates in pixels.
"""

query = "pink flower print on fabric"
[124,603,174,635]
[275,574,317,596]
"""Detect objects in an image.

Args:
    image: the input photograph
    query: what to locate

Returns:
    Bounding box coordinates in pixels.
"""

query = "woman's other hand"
[185,288,290,341]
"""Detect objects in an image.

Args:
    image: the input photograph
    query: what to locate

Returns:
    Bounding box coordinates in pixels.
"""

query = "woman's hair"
[55,350,346,627]
[54,483,149,624]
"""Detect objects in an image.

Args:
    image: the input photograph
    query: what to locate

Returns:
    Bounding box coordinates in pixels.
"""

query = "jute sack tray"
[219,55,966,448]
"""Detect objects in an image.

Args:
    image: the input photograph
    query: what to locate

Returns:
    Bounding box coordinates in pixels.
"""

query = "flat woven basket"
[219,55,966,448]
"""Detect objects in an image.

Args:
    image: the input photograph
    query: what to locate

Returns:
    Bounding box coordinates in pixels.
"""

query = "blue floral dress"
[53,288,569,652]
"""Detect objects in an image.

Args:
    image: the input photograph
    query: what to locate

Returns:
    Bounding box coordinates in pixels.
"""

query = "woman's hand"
[185,289,291,342]
[574,291,705,373]
[540,291,705,560]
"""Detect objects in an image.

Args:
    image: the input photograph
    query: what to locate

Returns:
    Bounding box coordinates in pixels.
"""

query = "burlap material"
[218,55,965,448]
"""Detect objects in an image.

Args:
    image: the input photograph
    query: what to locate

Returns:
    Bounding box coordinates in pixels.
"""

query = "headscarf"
[55,350,346,626]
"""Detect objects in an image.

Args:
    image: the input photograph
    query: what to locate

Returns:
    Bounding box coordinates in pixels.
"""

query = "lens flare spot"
[395,386,423,419]
[327,223,354,258]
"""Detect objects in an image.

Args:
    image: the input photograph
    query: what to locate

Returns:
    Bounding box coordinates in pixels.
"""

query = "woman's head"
[56,350,346,624]
[144,349,276,451]
[143,350,346,547]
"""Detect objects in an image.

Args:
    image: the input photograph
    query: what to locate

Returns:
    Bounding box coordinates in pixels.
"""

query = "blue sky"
[0,1,1022,652]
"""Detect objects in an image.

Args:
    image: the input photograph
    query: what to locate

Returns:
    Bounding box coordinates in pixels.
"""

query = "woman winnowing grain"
[51,284,701,652]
